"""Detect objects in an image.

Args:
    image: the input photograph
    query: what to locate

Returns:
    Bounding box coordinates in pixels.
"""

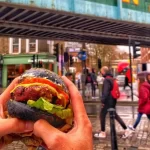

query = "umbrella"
[117,62,129,73]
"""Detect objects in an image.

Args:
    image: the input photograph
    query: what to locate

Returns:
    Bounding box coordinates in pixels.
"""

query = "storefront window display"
[7,64,31,84]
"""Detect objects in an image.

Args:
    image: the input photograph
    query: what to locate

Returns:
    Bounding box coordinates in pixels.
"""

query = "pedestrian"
[85,69,92,99]
[91,68,97,98]
[94,66,130,138]
[128,74,150,132]
[0,76,93,150]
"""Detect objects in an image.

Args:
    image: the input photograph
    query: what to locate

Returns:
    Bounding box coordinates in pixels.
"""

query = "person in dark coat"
[94,66,130,138]
[128,74,150,132]
[91,68,97,98]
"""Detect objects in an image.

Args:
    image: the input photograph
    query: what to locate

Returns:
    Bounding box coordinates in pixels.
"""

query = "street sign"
[77,51,87,61]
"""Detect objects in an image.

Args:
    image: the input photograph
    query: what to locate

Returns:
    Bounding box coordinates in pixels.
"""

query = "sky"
[117,45,133,54]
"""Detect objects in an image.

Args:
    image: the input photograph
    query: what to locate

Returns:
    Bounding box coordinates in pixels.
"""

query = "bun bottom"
[7,100,65,128]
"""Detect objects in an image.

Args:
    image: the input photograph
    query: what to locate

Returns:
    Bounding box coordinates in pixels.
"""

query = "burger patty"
[11,85,54,102]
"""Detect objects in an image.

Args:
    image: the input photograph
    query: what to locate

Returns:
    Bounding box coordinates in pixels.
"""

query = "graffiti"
[122,0,139,5]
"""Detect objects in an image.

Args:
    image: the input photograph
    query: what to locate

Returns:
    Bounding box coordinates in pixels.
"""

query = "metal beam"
[0,8,17,19]
[51,16,76,26]
[27,30,42,36]
[37,14,58,24]
[1,20,150,43]
[19,29,32,35]
[9,10,29,21]
[0,27,8,32]
[28,12,50,23]
[72,20,100,29]
[0,21,130,40]
[67,19,93,28]
[60,18,85,27]
[19,11,39,22]
[5,28,17,34]
[44,15,68,25]
[13,28,26,34]
[0,6,6,13]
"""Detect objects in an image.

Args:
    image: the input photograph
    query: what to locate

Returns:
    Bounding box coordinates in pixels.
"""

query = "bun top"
[19,68,68,93]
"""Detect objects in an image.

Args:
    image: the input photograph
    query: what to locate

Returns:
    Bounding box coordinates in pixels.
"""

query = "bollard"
[107,108,118,150]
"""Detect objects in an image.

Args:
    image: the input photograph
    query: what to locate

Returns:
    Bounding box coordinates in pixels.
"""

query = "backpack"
[107,76,120,99]
[87,75,92,83]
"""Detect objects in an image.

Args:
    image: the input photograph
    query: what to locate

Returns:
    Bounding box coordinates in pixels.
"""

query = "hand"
[33,76,93,150]
[0,78,34,148]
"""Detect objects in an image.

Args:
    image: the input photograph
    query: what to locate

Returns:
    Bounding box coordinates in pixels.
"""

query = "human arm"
[0,78,34,148]
[33,76,93,150]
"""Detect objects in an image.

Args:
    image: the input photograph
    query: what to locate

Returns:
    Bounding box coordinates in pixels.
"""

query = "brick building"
[0,37,57,87]
[141,47,150,63]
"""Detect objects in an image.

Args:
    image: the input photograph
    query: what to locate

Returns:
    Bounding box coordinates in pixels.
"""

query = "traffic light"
[133,42,141,59]
[98,58,102,69]
[53,43,59,62]
[70,55,74,66]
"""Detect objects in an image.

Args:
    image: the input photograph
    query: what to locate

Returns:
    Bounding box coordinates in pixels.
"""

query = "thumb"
[0,118,34,137]
[34,120,64,148]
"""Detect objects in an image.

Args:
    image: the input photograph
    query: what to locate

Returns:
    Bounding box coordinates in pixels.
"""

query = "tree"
[86,44,118,67]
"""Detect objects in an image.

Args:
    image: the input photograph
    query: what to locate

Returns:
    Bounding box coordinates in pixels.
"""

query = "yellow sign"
[122,0,139,5]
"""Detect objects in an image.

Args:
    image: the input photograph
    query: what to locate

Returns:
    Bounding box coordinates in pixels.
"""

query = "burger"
[6,68,73,149]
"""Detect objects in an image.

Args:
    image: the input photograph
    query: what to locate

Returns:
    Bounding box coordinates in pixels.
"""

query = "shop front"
[1,53,57,88]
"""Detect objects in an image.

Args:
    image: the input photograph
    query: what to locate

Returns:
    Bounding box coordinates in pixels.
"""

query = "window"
[26,39,38,53]
[9,38,21,54]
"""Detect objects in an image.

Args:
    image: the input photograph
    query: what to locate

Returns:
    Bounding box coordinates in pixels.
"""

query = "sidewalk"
[92,117,150,150]
[2,115,150,150]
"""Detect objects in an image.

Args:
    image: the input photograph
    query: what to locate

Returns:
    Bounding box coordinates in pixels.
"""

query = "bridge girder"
[0,2,150,46]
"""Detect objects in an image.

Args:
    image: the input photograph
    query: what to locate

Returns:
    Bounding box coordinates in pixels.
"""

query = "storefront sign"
[28,59,54,63]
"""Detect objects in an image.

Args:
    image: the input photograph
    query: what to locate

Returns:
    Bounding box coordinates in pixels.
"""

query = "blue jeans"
[133,113,150,128]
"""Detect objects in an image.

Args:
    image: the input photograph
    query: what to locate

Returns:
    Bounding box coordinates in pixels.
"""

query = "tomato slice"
[20,77,69,101]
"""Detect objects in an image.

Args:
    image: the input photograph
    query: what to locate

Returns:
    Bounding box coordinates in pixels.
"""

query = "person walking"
[85,69,92,99]
[94,66,130,138]
[128,74,150,132]
[91,68,97,98]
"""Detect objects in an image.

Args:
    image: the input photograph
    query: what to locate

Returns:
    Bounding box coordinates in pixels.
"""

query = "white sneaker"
[128,125,135,132]
[94,131,106,138]
[122,129,133,139]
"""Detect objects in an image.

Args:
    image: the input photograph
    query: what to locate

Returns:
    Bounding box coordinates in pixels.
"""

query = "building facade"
[0,37,57,87]
[141,47,150,63]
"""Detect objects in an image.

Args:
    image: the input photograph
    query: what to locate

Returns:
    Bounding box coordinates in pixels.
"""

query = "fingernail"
[25,122,34,131]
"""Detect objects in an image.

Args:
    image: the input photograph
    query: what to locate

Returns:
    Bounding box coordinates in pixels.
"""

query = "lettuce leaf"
[27,97,73,119]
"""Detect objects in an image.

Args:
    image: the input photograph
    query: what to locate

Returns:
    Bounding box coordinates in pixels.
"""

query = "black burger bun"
[19,68,68,93]
[7,100,65,128]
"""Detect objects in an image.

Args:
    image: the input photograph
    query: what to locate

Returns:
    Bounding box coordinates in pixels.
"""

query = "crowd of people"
[0,65,150,149]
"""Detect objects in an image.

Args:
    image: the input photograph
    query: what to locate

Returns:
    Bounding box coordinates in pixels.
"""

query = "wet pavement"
[2,115,150,150]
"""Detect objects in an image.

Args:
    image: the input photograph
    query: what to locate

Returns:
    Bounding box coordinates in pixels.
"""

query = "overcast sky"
[117,45,133,54]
